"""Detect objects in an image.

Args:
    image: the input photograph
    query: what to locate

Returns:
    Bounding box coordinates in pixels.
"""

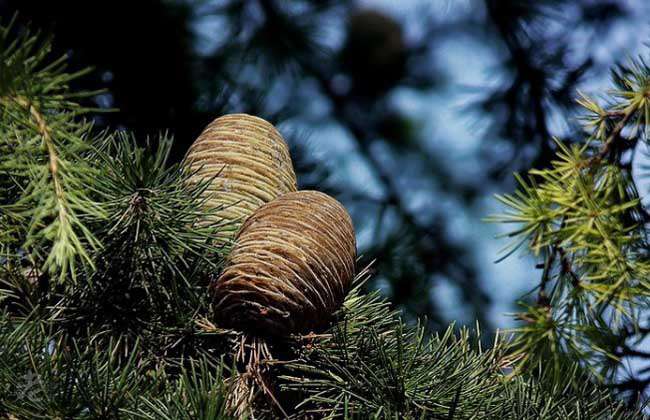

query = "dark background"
[1,0,648,332]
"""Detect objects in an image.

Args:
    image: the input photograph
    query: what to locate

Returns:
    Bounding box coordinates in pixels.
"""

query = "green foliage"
[1,288,638,420]
[279,284,637,419]
[0,317,144,418]
[125,358,235,420]
[92,133,224,295]
[0,17,106,280]
[54,135,229,360]
[284,294,504,418]
[0,314,235,419]
[491,53,650,395]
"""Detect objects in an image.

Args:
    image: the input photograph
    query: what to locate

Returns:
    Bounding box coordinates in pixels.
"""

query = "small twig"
[537,246,556,307]
[590,106,637,165]
[10,96,69,228]
[557,245,580,287]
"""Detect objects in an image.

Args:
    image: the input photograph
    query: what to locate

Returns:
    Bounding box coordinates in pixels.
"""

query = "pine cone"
[184,114,297,242]
[213,190,356,335]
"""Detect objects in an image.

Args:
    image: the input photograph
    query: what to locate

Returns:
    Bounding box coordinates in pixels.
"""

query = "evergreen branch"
[492,53,650,399]
[125,358,235,420]
[279,287,638,419]
[287,33,488,328]
[13,96,97,272]
[0,20,106,281]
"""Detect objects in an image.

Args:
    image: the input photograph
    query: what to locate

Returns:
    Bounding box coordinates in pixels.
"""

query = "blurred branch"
[269,12,490,326]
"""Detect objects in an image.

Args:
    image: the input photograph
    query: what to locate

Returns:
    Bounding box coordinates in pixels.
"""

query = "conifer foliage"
[0,19,645,419]
[490,56,650,400]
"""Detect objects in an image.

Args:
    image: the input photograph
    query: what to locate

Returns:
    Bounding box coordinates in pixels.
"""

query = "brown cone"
[213,190,356,335]
[184,114,297,243]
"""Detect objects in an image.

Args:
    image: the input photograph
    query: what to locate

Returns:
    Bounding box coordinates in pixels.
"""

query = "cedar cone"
[213,190,356,335]
[183,114,297,242]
